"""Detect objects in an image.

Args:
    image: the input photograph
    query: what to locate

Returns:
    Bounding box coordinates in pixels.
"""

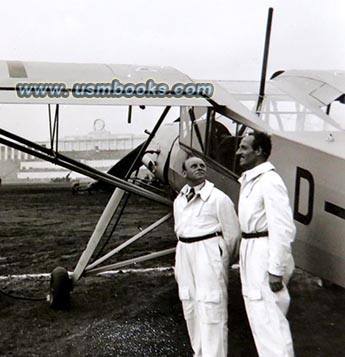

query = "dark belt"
[179,231,222,243]
[242,231,268,239]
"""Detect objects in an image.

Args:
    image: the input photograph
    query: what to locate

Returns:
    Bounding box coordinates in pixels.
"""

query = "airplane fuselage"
[144,106,345,288]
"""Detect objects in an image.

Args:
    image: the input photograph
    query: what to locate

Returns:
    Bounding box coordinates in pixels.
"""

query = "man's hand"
[268,272,283,292]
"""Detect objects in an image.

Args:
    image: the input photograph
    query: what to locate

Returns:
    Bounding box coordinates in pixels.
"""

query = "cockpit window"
[180,106,250,175]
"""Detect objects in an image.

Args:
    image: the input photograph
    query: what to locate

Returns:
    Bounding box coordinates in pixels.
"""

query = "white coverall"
[174,180,241,357]
[238,162,295,357]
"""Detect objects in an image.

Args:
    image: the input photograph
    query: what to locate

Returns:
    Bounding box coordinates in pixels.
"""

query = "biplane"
[0,10,344,309]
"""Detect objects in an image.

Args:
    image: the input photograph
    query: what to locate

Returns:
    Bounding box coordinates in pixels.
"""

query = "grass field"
[0,184,344,356]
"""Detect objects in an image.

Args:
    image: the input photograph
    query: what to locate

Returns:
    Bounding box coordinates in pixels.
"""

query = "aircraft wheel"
[48,266,73,310]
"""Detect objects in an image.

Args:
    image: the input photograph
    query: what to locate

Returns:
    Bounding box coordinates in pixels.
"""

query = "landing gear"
[48,266,73,310]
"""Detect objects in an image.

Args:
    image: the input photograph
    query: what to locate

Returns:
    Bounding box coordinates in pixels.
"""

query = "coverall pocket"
[197,291,222,324]
[247,289,262,301]
[246,289,271,326]
[179,287,194,320]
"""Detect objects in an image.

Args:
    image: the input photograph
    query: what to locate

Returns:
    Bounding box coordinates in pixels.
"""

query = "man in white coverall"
[174,156,241,357]
[236,131,295,357]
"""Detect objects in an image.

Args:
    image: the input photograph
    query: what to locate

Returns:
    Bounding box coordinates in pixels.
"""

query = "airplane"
[0,8,344,309]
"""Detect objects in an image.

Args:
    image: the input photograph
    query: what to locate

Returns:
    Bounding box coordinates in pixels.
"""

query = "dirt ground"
[0,184,344,356]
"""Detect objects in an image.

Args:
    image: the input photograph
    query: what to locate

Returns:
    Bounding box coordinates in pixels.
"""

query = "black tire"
[49,266,72,310]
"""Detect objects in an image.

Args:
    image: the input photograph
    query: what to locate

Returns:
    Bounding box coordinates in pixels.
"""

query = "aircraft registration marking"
[324,202,345,220]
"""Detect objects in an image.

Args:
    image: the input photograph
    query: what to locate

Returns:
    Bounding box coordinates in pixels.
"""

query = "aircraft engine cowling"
[142,151,159,174]
[142,122,179,183]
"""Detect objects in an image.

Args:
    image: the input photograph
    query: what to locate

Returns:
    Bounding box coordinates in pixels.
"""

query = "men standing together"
[174,131,295,356]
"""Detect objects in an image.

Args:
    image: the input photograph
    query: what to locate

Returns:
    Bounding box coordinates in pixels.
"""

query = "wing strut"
[126,106,171,179]
[72,106,173,282]
[88,106,172,261]
[48,104,60,153]
[85,212,173,273]
[0,128,171,206]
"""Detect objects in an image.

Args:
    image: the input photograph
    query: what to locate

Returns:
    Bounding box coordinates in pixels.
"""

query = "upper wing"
[270,69,345,108]
[0,60,210,106]
[1,60,343,130]
[212,70,345,131]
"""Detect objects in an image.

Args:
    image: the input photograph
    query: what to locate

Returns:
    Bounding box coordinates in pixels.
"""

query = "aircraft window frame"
[258,98,343,132]
[189,107,205,152]
[179,105,252,177]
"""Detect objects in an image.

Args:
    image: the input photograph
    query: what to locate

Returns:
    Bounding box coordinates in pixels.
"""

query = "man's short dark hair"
[249,131,272,160]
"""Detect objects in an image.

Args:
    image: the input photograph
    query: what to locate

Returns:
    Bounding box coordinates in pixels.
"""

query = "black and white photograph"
[0,1,344,356]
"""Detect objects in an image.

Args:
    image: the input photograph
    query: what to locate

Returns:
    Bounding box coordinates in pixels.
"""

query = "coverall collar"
[238,161,275,184]
[181,180,214,202]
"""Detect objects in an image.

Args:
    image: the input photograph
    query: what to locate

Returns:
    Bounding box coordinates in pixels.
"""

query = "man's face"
[183,157,207,185]
[236,135,260,170]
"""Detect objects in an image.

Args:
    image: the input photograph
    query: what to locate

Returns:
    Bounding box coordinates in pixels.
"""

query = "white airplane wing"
[0,60,210,107]
[212,71,345,131]
[270,70,345,108]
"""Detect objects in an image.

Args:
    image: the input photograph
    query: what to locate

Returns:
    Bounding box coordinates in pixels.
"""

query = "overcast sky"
[0,0,344,140]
